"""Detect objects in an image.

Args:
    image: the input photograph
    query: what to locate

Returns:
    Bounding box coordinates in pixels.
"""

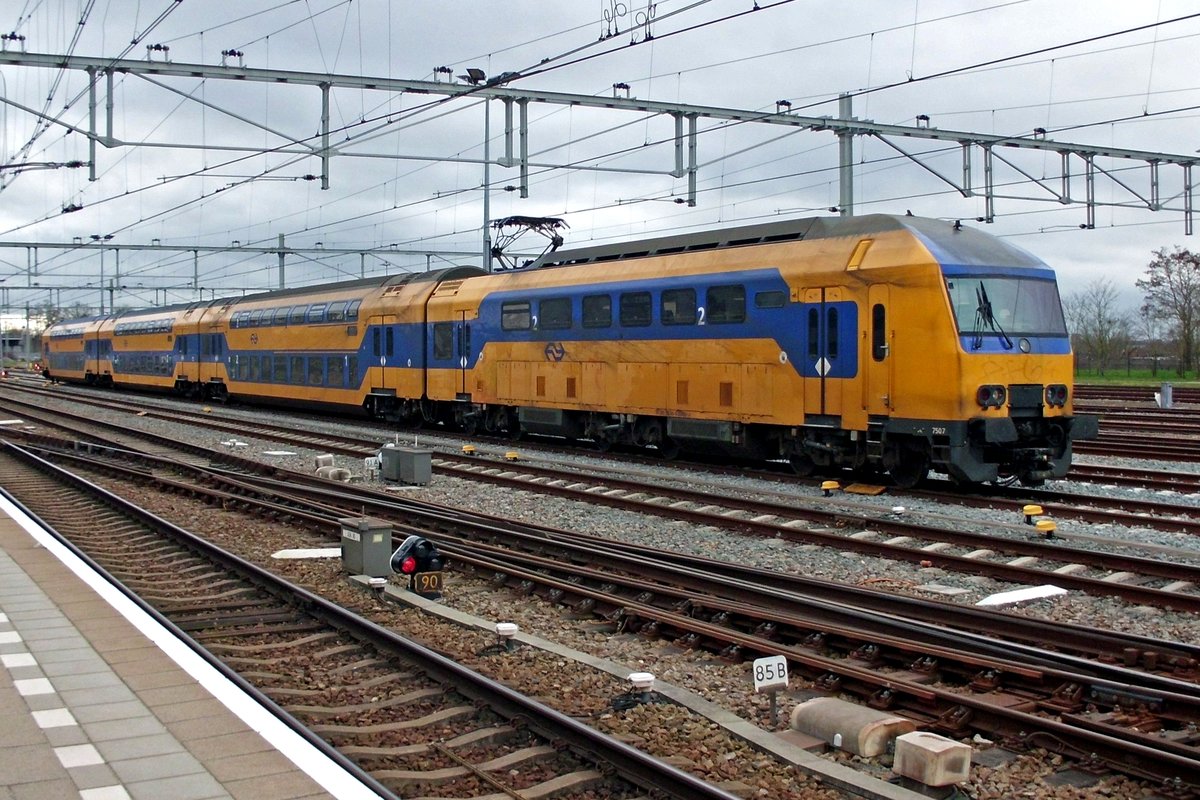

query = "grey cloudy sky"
[1,0,1198,322]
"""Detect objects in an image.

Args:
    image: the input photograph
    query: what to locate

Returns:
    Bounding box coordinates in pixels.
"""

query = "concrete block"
[789,697,915,757]
[314,453,335,468]
[894,731,971,787]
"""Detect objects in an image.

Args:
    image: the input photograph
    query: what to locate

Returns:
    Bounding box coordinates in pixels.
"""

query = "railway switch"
[338,516,393,578]
[390,535,444,598]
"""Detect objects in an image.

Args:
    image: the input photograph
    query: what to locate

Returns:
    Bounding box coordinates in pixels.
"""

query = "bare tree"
[1137,246,1200,376]
[1063,278,1130,376]
[1133,303,1169,376]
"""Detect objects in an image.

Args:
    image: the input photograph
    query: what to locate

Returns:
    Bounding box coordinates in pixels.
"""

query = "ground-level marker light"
[1023,504,1043,525]
[628,671,656,700]
[821,480,840,497]
[495,622,519,652]
[462,444,476,456]
[1036,519,1057,539]
[505,451,520,461]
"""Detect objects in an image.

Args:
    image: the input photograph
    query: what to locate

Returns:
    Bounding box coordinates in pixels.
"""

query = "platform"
[0,493,378,800]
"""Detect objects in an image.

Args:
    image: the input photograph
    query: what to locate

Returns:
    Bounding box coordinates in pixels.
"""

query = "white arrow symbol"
[816,357,831,376]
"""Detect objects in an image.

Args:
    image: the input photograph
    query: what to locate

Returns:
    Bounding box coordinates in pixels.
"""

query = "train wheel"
[889,453,929,489]
[789,454,816,477]
[657,438,680,460]
[886,439,929,489]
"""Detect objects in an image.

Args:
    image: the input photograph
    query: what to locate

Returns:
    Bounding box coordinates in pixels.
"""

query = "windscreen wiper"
[974,282,1013,350]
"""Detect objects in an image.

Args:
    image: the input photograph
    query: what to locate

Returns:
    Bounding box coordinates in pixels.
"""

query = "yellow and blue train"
[42,214,1098,487]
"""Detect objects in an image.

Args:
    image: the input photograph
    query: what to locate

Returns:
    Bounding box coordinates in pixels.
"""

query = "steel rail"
[3,442,740,800]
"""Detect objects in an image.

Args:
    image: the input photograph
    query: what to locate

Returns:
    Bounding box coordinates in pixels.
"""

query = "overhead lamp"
[613,82,631,99]
[915,114,930,128]
[775,99,792,112]
[458,67,487,85]
[433,66,454,82]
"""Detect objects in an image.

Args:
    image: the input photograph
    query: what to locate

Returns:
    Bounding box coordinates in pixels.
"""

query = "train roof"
[526,214,1046,271]
[46,266,486,329]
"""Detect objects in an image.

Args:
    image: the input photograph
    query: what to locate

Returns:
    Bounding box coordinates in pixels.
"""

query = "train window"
[273,307,290,326]
[755,290,785,309]
[827,307,839,358]
[248,309,264,327]
[807,309,819,360]
[872,304,887,361]
[327,302,347,322]
[273,355,288,382]
[288,306,307,325]
[619,292,652,327]
[434,322,454,359]
[385,327,395,357]
[308,357,324,385]
[248,357,260,381]
[291,356,305,383]
[262,355,272,380]
[706,285,746,324]
[328,356,344,387]
[346,300,361,321]
[501,301,532,331]
[539,297,572,330]
[308,304,327,324]
[347,355,358,385]
[582,295,612,328]
[661,288,697,325]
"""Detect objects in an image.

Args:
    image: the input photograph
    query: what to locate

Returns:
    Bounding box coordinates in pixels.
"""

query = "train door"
[369,314,397,390]
[866,284,892,415]
[802,287,848,420]
[456,311,471,398]
[199,323,223,385]
[85,330,100,384]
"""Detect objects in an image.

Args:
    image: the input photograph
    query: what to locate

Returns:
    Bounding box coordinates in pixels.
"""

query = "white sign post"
[752,655,789,726]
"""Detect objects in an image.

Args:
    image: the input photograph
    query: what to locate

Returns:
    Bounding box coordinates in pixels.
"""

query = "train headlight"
[1044,384,1068,407]
[976,384,1006,408]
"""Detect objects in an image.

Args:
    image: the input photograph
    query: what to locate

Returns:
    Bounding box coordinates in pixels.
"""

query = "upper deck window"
[582,295,612,328]
[661,288,697,325]
[619,292,651,327]
[501,301,532,331]
[706,285,746,324]
[538,297,572,330]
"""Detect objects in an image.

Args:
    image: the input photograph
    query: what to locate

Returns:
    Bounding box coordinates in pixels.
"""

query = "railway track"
[0,443,741,800]
[5,392,1200,612]
[7,384,1200,532]
[14,437,1200,795]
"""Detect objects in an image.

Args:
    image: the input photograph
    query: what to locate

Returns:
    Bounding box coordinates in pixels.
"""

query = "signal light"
[1044,384,1068,407]
[976,384,1006,408]
[390,535,444,598]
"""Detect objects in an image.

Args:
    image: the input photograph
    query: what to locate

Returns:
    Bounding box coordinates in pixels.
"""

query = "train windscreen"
[945,273,1067,346]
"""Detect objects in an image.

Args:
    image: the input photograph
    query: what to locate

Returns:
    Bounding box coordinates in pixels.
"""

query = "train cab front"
[943,266,1098,486]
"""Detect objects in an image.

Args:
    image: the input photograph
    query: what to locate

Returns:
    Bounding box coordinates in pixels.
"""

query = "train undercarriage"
[366,392,1093,489]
